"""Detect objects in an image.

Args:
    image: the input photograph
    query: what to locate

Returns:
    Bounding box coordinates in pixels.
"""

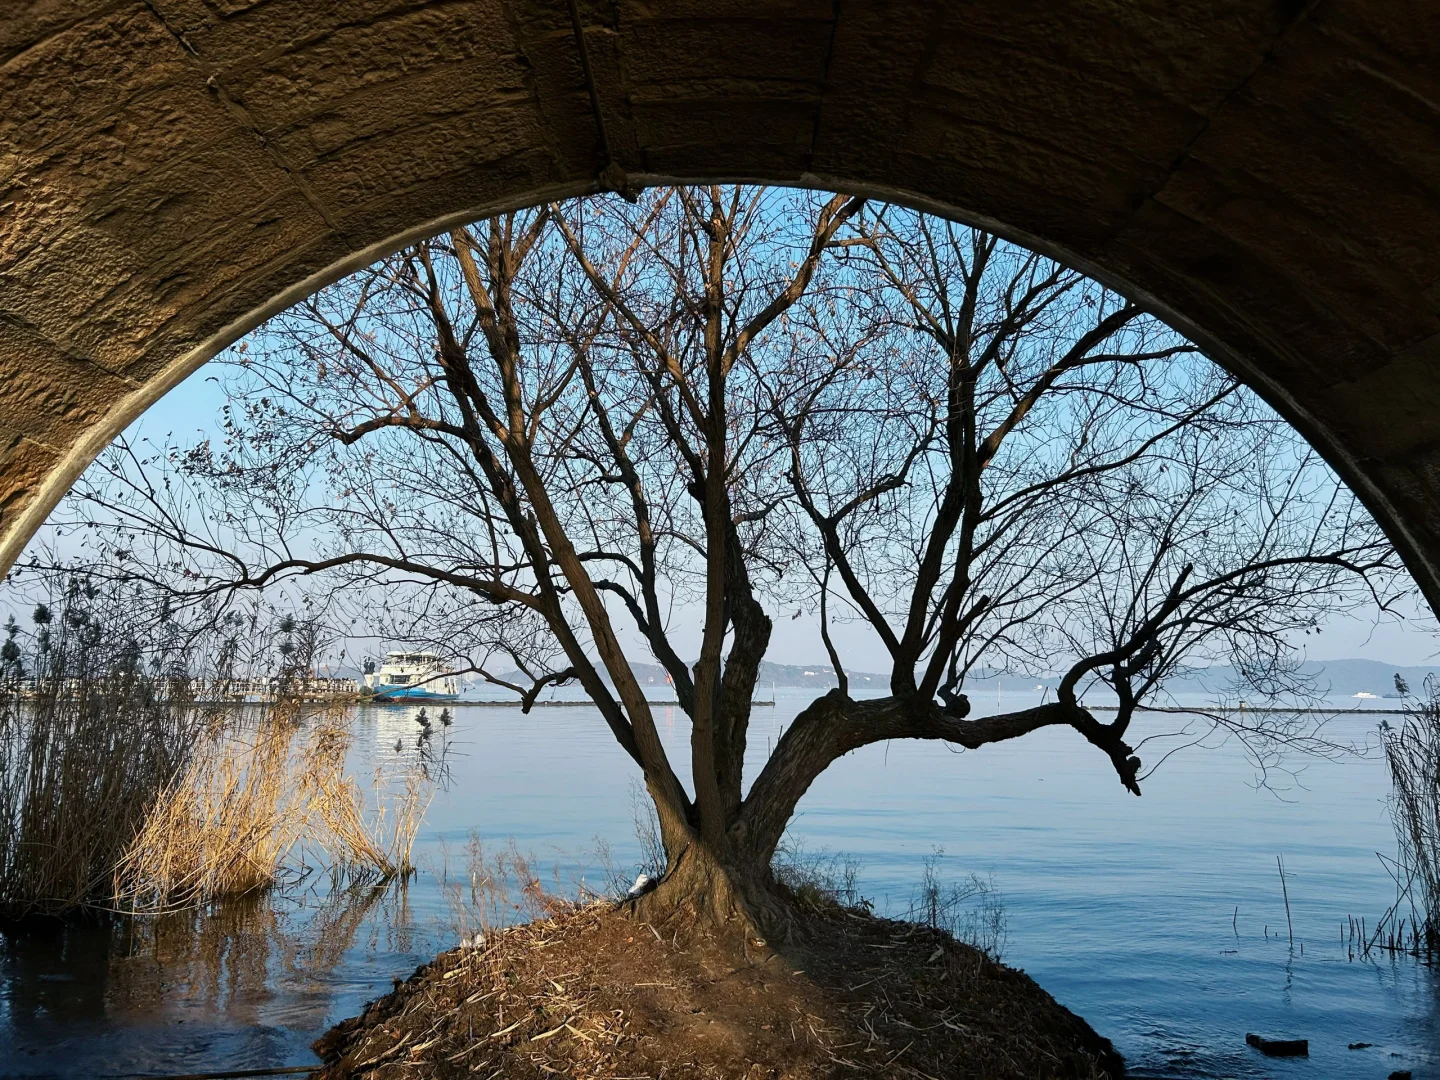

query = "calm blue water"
[1,689,1435,1078]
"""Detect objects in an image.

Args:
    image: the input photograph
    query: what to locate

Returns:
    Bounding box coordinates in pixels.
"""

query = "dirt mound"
[312,902,1123,1079]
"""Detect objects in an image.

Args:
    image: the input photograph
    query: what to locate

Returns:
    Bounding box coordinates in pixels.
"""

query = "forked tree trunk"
[626,688,1144,940]
[629,730,795,940]
[630,837,790,941]
[625,695,865,940]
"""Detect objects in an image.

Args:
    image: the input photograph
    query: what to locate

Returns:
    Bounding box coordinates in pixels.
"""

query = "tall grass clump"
[114,619,433,912]
[771,837,1006,958]
[0,575,209,917]
[1373,677,1440,958]
[772,835,866,912]
[905,848,1008,960]
[113,702,304,910]
[0,566,428,918]
[299,709,433,883]
[435,833,561,941]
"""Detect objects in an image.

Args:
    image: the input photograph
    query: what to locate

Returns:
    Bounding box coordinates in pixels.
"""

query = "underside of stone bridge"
[2,1,1439,606]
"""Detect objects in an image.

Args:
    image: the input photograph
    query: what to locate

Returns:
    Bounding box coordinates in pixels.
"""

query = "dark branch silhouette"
[41,187,1404,932]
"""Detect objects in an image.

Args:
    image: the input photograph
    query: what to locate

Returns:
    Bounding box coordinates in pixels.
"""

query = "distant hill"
[1002,657,1440,700]
[755,661,890,689]
[1153,658,1440,699]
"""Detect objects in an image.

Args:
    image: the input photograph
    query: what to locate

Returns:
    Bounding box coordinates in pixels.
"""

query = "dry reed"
[114,605,444,911]
[113,704,304,910]
[1364,678,1440,960]
[0,570,437,919]
[300,709,432,882]
[116,702,438,912]
[0,577,208,917]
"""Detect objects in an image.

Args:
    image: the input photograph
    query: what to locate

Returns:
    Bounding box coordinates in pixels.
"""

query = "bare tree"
[48,187,1403,933]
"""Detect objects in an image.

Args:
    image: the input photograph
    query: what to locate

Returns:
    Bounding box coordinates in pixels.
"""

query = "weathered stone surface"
[2,0,1440,609]
[0,320,136,438]
[0,433,61,524]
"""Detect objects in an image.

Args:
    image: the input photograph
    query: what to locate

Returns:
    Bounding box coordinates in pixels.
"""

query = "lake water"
[1,689,1436,1079]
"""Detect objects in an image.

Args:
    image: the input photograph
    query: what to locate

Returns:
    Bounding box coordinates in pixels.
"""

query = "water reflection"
[0,882,426,1078]
[2,919,114,1030]
[0,693,1438,1078]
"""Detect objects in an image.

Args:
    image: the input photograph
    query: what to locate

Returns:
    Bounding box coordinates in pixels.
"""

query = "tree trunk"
[627,689,1143,941]
[629,839,790,942]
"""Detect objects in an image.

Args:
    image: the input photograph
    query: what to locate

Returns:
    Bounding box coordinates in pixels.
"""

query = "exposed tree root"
[623,845,795,947]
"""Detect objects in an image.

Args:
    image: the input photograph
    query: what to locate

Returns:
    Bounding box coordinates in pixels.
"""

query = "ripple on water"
[0,691,1436,1079]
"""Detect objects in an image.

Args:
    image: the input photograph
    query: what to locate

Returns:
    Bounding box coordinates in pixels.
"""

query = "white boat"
[364,651,461,701]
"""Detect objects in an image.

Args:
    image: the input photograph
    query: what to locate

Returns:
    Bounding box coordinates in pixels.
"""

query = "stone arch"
[4,2,1439,606]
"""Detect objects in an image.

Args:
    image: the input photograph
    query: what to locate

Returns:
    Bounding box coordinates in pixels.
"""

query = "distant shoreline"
[389,698,775,708]
[368,698,1395,716]
[1085,704,1406,715]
